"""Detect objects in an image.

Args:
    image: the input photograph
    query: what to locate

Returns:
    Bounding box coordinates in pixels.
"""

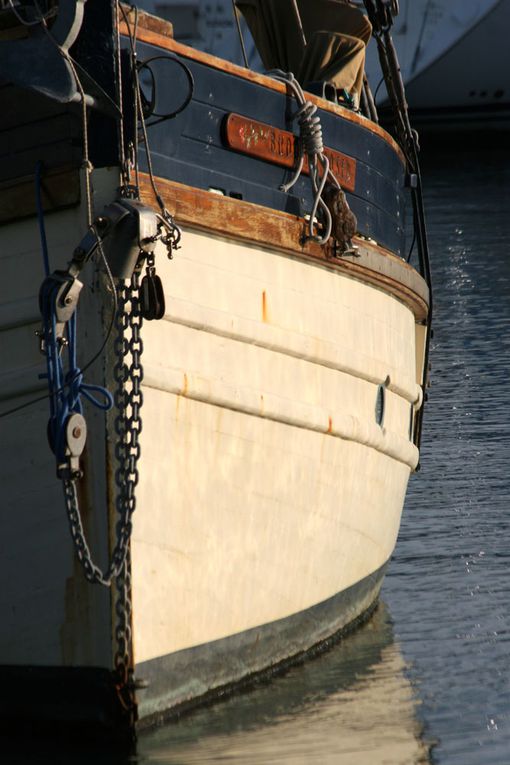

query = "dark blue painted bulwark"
[134,42,407,257]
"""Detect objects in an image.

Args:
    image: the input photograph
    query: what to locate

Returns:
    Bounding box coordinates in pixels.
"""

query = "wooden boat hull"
[0,5,429,735]
[0,168,426,730]
[124,196,424,721]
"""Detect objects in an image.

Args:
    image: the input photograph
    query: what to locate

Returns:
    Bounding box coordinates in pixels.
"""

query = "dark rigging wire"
[137,55,194,127]
[0,236,119,420]
[231,0,249,68]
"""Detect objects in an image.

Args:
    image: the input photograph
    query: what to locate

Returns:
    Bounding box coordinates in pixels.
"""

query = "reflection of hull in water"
[139,604,432,765]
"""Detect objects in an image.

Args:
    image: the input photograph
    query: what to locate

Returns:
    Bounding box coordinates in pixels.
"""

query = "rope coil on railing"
[270,70,357,253]
[270,70,334,245]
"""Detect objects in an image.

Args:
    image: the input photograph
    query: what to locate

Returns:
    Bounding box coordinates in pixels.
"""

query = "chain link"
[62,274,143,588]
[112,273,143,713]
[61,273,143,717]
[113,553,135,716]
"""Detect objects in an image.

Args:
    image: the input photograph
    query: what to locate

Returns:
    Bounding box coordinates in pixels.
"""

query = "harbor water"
[4,141,510,764]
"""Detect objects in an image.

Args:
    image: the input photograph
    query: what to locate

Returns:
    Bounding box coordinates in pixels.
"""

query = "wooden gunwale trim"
[139,173,429,321]
[119,22,405,164]
[120,4,174,38]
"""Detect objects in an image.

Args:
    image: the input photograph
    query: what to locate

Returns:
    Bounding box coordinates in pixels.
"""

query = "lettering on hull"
[224,113,357,193]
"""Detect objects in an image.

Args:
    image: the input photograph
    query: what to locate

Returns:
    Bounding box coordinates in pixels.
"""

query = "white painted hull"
[129,223,423,717]
[140,607,431,764]
[0,162,427,727]
[133,227,419,655]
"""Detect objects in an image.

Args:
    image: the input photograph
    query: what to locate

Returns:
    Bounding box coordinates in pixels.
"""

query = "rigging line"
[269,71,333,245]
[35,160,51,277]
[78,228,119,378]
[0,394,53,419]
[131,33,176,219]
[119,4,181,249]
[0,224,119,421]
[119,2,141,193]
[140,57,194,127]
[68,57,93,228]
[114,0,128,185]
[411,0,432,75]
[290,0,307,47]
[373,75,385,103]
[38,19,94,227]
[406,226,416,263]
[137,72,163,211]
[230,0,249,68]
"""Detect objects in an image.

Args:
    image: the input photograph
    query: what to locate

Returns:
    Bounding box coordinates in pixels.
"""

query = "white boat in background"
[365,0,510,130]
[141,0,510,130]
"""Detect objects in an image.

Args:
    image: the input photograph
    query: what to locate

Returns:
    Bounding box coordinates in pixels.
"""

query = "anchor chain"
[114,552,135,717]
[60,273,143,715]
[58,273,143,718]
[111,273,143,716]
[112,271,144,577]
[60,271,144,590]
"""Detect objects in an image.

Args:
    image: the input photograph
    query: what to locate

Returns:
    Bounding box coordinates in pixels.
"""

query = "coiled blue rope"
[36,163,113,465]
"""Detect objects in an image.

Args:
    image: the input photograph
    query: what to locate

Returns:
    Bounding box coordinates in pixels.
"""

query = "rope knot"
[295,101,324,156]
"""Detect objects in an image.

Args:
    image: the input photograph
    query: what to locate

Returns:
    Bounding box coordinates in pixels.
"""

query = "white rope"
[270,70,341,245]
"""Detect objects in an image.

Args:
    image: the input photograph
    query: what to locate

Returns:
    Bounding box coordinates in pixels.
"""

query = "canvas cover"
[235,0,372,104]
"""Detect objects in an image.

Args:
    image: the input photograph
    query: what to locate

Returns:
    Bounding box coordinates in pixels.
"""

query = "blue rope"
[40,281,114,464]
[36,165,113,465]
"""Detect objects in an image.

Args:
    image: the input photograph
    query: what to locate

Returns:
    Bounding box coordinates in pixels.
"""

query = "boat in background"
[141,0,510,131]
[0,0,431,739]
[365,0,510,131]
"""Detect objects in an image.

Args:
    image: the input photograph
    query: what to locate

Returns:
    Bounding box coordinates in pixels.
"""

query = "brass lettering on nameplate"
[224,113,356,193]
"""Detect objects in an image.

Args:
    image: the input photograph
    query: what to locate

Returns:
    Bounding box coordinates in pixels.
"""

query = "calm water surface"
[5,143,510,764]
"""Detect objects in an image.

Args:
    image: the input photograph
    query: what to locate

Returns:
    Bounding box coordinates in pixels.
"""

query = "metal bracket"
[100,199,160,279]
[58,412,88,479]
[39,197,170,350]
[39,271,84,342]
[363,0,398,33]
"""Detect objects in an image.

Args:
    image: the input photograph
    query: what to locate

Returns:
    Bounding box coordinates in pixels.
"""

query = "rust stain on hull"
[262,290,268,323]
[138,174,429,322]
[176,373,189,417]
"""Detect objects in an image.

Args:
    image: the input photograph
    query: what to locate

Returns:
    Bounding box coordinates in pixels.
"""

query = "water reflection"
[135,604,432,765]
[3,143,508,765]
[383,142,510,765]
[0,606,431,765]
